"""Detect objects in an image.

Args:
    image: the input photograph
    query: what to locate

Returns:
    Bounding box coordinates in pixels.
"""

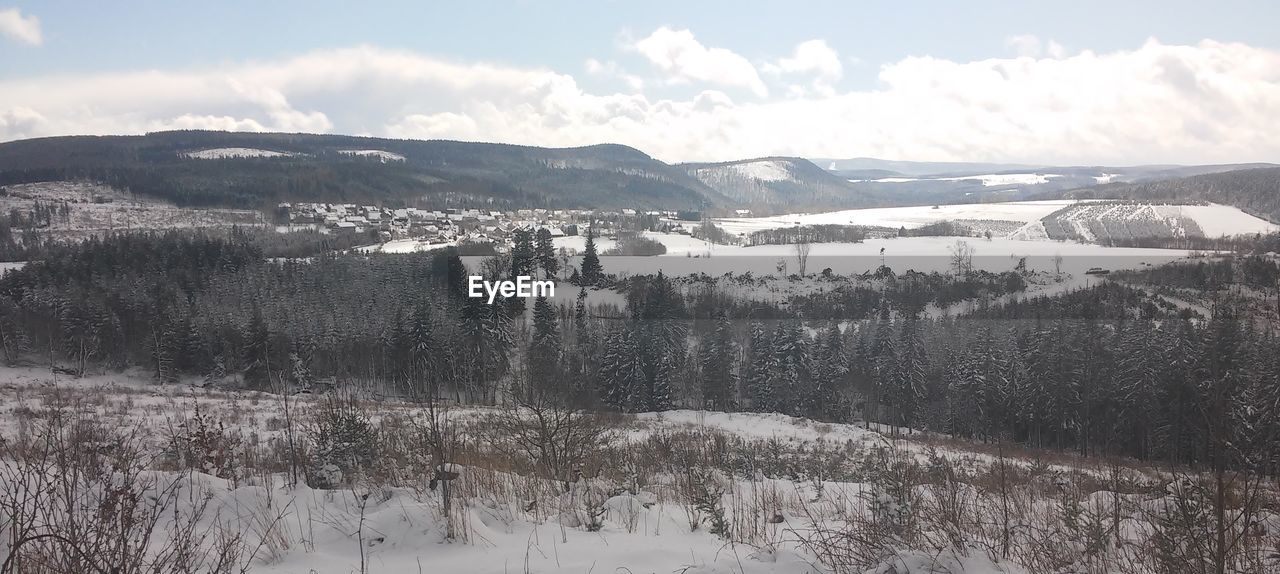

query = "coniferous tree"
[888,314,928,432]
[808,322,848,419]
[528,295,562,400]
[599,328,643,410]
[580,225,603,286]
[745,321,776,412]
[534,227,558,279]
[699,313,737,410]
[459,295,512,403]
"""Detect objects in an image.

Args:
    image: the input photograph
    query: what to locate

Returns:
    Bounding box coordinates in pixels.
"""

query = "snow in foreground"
[2,368,1277,573]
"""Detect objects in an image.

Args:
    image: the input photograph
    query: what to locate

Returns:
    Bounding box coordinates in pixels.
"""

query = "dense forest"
[0,231,1275,477]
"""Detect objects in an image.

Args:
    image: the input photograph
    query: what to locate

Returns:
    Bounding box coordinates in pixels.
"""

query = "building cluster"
[277,202,688,245]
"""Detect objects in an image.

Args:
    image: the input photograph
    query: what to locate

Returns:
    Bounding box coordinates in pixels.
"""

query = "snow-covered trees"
[527,295,562,401]
[698,313,737,410]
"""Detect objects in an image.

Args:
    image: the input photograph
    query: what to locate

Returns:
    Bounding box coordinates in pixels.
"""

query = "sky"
[1,1,1279,165]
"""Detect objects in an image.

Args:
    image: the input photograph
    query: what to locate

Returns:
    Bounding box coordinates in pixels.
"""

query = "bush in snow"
[306,392,378,489]
[163,402,242,481]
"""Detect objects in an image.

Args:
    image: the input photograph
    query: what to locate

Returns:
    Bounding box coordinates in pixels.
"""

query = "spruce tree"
[528,295,562,399]
[580,225,603,286]
[699,313,737,410]
[745,322,776,412]
[535,227,559,279]
[599,329,643,410]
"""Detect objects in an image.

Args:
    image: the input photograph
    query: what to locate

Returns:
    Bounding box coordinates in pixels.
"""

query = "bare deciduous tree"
[794,229,812,277]
[949,239,974,277]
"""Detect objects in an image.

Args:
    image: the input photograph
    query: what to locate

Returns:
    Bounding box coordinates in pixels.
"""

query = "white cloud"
[1005,34,1067,59]
[584,58,644,90]
[0,7,41,45]
[632,27,767,97]
[1,39,1280,165]
[1005,34,1043,58]
[763,39,844,97]
[767,39,843,81]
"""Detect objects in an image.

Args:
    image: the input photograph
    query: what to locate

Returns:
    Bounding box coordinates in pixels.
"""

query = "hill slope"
[681,157,873,209]
[0,131,728,210]
[1060,167,1280,223]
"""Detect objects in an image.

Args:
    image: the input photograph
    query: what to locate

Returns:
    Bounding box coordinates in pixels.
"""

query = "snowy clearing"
[1174,203,1278,236]
[850,173,1062,186]
[357,238,455,254]
[714,200,1276,241]
[183,147,298,159]
[555,236,1187,277]
[714,201,1081,236]
[723,159,794,181]
[337,149,406,162]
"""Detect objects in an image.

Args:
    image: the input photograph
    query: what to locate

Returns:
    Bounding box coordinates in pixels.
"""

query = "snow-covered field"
[1175,204,1278,236]
[715,200,1081,236]
[714,200,1276,240]
[183,147,298,159]
[850,173,1062,186]
[358,238,455,254]
[556,234,1188,277]
[337,149,405,162]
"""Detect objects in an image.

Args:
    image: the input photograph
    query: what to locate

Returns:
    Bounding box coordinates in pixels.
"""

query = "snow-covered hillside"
[685,158,854,206]
[0,180,266,241]
[183,147,298,159]
[725,159,794,181]
[338,149,406,162]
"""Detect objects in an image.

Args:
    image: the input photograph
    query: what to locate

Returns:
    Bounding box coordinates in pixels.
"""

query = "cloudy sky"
[2,0,1279,165]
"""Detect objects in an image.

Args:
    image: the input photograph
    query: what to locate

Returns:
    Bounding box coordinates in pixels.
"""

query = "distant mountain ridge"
[0,131,1276,216]
[0,131,729,210]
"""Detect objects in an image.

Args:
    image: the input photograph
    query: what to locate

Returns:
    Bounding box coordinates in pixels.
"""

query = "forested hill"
[680,157,886,211]
[0,131,730,210]
[1059,166,1280,222]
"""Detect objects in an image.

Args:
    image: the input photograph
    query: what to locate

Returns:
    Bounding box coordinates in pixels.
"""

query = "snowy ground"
[714,201,1078,237]
[713,200,1276,240]
[183,148,298,159]
[565,236,1188,277]
[3,366,1274,573]
[849,173,1062,186]
[1175,204,1278,236]
[357,238,456,254]
[0,181,267,241]
[725,160,794,181]
[337,149,406,162]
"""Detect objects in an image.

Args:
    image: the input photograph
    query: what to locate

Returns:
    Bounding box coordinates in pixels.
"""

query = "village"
[274,201,712,250]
